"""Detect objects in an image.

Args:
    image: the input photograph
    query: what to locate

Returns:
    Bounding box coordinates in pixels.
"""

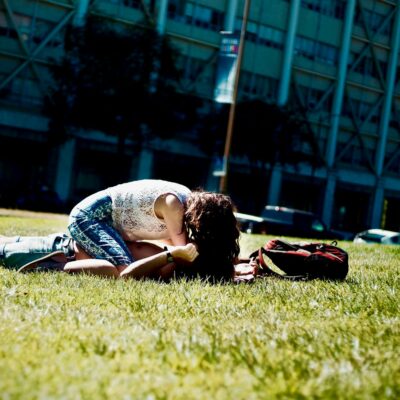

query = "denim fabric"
[0,233,73,270]
[68,192,134,266]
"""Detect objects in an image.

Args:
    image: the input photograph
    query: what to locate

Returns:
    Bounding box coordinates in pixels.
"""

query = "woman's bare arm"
[155,194,188,245]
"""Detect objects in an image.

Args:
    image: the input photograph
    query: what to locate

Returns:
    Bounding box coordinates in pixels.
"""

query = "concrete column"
[371,179,385,228]
[135,147,154,179]
[156,0,168,35]
[205,156,221,192]
[326,0,355,167]
[322,0,355,228]
[375,5,400,176]
[151,0,169,92]
[73,0,90,27]
[322,172,336,229]
[54,137,76,202]
[55,0,87,203]
[224,0,239,32]
[277,0,300,106]
[267,164,282,205]
[206,173,219,193]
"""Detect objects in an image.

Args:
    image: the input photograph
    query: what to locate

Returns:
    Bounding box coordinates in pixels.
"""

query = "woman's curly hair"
[182,190,240,282]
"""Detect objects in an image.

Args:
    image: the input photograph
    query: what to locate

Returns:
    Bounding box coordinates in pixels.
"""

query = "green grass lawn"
[0,210,399,399]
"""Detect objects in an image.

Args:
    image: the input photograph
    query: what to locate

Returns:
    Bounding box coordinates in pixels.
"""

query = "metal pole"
[219,0,251,193]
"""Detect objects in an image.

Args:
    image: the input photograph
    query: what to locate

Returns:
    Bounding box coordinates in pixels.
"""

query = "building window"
[178,55,208,82]
[308,88,325,110]
[122,0,141,9]
[2,77,43,107]
[239,71,278,100]
[168,1,224,31]
[243,21,258,43]
[386,152,400,174]
[234,19,285,50]
[342,97,381,126]
[31,19,63,48]
[301,0,346,20]
[315,42,337,65]
[295,35,338,65]
[0,11,32,41]
[342,97,353,119]
[296,84,332,111]
[0,11,17,39]
[340,143,371,168]
[102,0,142,8]
[357,100,377,121]
[295,36,316,60]
[349,52,387,80]
[0,11,64,49]
[354,8,392,37]
[389,111,399,130]
[258,25,284,49]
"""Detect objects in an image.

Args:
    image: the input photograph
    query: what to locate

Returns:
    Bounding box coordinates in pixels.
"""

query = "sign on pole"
[214,32,240,104]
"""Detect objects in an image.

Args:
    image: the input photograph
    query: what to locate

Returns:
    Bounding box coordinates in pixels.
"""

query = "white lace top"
[106,179,191,241]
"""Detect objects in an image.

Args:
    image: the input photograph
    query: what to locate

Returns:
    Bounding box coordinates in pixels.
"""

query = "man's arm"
[64,243,199,280]
[64,259,119,278]
[119,243,198,279]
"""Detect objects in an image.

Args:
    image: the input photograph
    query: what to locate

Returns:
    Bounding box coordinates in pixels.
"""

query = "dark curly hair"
[181,190,240,282]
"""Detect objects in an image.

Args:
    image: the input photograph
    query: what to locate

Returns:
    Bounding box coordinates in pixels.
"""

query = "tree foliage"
[45,16,198,148]
[199,99,322,169]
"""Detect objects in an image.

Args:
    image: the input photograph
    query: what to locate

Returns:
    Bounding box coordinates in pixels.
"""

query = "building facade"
[0,0,399,233]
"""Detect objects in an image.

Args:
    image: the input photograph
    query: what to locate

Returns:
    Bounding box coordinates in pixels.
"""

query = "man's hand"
[170,243,199,263]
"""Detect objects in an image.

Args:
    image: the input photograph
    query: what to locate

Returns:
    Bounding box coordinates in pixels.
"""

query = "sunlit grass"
[0,211,399,399]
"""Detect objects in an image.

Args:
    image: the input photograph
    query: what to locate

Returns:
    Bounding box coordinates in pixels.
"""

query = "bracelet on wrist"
[166,251,174,263]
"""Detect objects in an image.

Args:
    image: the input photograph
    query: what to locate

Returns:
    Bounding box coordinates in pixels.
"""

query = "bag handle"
[250,247,309,281]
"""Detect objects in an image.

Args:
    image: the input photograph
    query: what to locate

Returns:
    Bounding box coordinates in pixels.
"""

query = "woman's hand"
[233,259,258,283]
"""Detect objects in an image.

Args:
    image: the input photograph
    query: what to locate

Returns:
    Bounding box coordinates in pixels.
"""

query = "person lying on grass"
[0,233,255,283]
[67,179,241,282]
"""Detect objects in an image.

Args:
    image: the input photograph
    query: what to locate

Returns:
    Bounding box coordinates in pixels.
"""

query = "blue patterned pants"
[68,191,134,266]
